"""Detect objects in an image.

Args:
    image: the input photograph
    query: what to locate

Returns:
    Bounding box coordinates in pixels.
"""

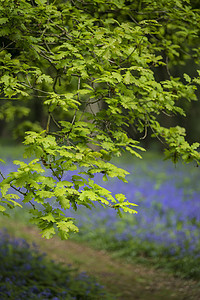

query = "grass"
[63,153,200,279]
[0,228,113,299]
[1,146,200,298]
[1,218,200,300]
[0,142,25,160]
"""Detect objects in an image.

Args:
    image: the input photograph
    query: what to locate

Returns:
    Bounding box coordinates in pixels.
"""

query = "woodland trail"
[1,220,200,300]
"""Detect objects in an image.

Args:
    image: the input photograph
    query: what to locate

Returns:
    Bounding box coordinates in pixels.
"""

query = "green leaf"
[41,213,55,223]
[115,193,126,203]
[1,184,10,197]
[112,72,122,82]
[123,71,134,84]
[36,74,53,84]
[56,220,79,233]
[184,73,191,83]
[54,186,66,197]
[35,0,47,5]
[36,191,54,198]
[41,226,56,239]
[0,205,6,212]
[0,18,8,25]
[58,196,71,209]
[80,190,97,202]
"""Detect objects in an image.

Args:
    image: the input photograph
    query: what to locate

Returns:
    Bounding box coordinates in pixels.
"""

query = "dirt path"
[1,220,200,300]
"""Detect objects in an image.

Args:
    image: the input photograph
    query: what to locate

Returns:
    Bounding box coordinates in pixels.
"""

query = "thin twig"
[140,124,148,140]
[147,119,169,148]
[50,113,61,128]
[162,110,173,117]
[69,76,81,128]
[166,56,171,77]
[29,201,36,209]
[0,171,26,196]
[0,41,15,52]
[46,113,51,133]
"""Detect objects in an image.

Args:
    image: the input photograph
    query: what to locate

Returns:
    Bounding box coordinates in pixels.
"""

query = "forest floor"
[1,219,200,300]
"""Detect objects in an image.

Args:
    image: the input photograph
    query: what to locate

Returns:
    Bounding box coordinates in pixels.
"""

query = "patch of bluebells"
[1,154,200,278]
[62,158,200,278]
[0,230,112,299]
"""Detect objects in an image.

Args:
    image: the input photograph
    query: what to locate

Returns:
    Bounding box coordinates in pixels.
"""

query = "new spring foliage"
[0,0,200,239]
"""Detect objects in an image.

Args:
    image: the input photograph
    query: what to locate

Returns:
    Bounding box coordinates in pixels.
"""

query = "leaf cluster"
[0,0,200,238]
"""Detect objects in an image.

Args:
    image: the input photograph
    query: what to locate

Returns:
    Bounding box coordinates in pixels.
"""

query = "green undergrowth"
[3,207,200,281]
[0,228,114,299]
[1,218,200,300]
[1,147,200,281]
[0,142,25,161]
[70,232,200,280]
